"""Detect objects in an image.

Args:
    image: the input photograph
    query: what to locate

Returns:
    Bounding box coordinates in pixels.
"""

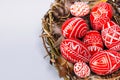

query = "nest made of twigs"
[41,0,120,80]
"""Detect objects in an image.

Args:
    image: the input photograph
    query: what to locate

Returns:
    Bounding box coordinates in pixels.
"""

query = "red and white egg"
[90,2,113,30]
[74,61,90,78]
[70,2,90,17]
[102,21,120,51]
[90,50,120,75]
[83,30,103,55]
[60,38,91,63]
[62,17,88,39]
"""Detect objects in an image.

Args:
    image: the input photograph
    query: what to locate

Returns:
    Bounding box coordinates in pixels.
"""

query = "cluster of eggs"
[60,2,120,78]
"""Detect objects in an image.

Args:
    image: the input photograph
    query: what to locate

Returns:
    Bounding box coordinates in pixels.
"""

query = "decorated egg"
[62,17,88,39]
[74,61,90,78]
[60,38,91,63]
[90,2,113,30]
[70,2,90,17]
[102,21,120,51]
[83,30,103,55]
[90,50,120,75]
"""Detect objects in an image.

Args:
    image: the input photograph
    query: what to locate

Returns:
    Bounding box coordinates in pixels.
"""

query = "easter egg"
[74,61,90,78]
[83,30,103,55]
[70,2,90,17]
[62,17,88,39]
[102,21,120,51]
[60,38,91,63]
[90,2,113,30]
[90,50,120,75]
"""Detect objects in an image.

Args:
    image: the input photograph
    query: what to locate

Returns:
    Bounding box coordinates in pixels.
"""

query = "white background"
[0,0,63,80]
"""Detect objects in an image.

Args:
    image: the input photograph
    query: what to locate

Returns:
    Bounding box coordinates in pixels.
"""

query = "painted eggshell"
[74,61,90,78]
[90,50,120,75]
[102,21,120,51]
[83,30,103,55]
[62,17,88,39]
[70,2,90,17]
[90,2,112,30]
[60,38,91,63]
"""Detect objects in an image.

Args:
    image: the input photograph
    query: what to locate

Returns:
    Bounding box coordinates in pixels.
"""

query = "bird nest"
[41,0,120,80]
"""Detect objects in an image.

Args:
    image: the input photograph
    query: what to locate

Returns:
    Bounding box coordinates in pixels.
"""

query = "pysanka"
[62,17,88,39]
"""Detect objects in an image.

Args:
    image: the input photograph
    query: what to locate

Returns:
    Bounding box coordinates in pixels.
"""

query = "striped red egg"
[62,17,88,39]
[102,21,120,51]
[74,61,90,78]
[90,2,112,30]
[70,2,90,17]
[83,30,103,55]
[90,50,120,75]
[60,38,91,63]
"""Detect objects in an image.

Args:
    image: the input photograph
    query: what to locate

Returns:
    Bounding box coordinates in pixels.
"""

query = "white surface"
[0,0,63,80]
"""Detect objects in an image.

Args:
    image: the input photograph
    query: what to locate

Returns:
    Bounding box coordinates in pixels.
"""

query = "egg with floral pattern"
[90,2,113,30]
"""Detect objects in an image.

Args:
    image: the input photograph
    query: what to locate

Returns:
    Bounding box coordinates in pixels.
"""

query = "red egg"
[62,17,88,39]
[90,50,120,75]
[102,21,120,51]
[83,30,103,55]
[90,2,112,30]
[74,61,90,78]
[60,38,91,63]
[70,2,90,17]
